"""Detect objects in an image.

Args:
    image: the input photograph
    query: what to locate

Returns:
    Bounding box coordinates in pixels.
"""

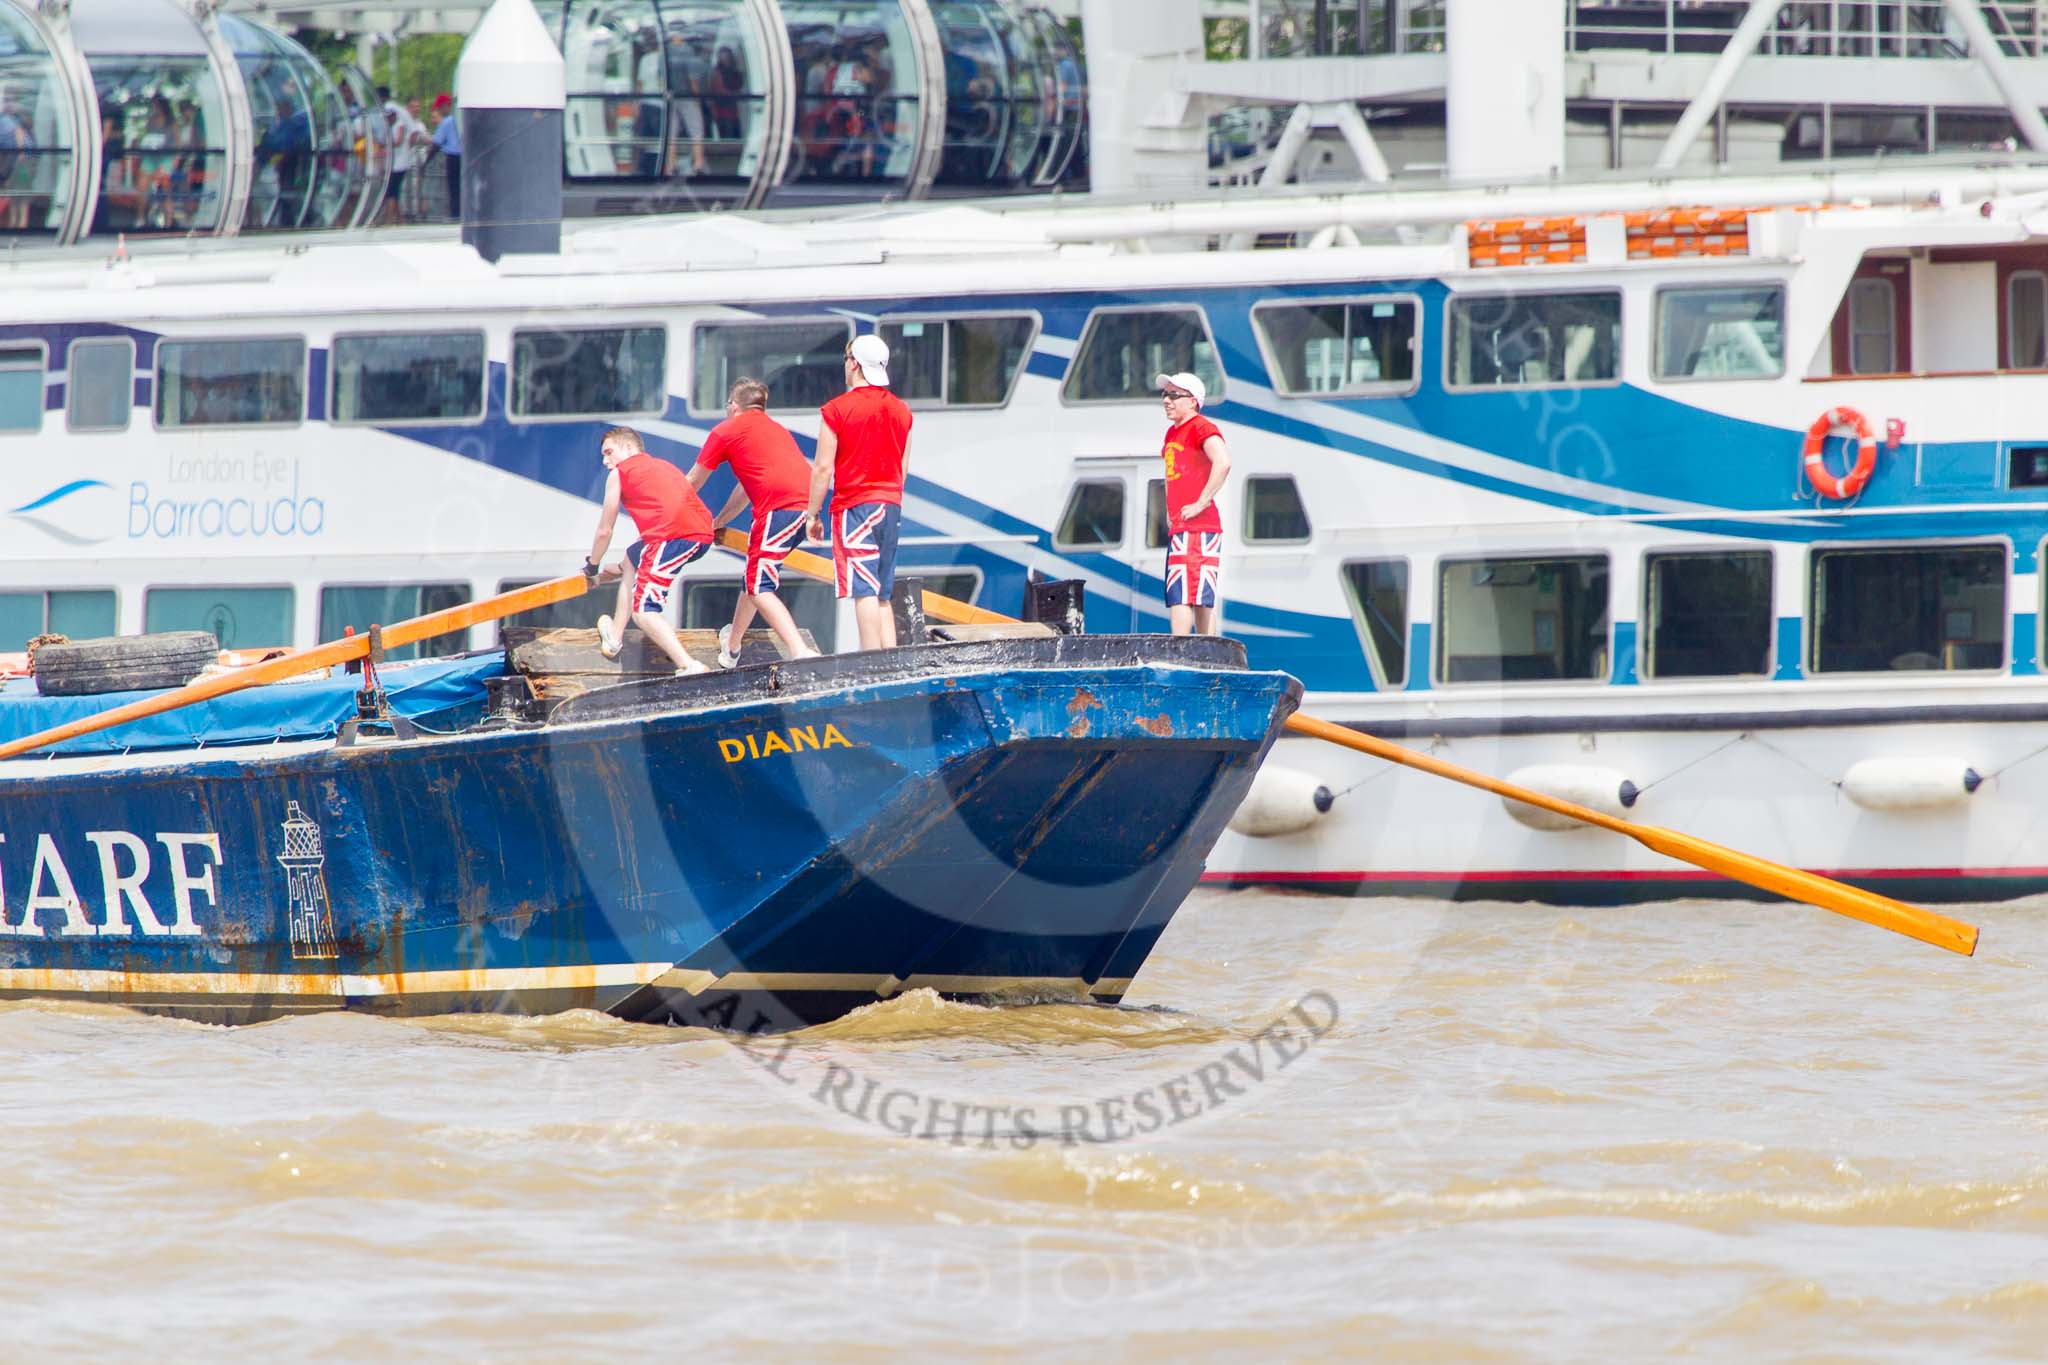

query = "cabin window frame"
[328,329,490,428]
[1241,473,1313,545]
[1651,281,1788,384]
[151,335,308,431]
[1443,289,1624,394]
[142,583,299,651]
[66,336,136,433]
[0,338,48,435]
[1638,545,1777,682]
[2008,270,2048,371]
[1805,538,2009,676]
[1846,276,1898,376]
[316,581,475,660]
[1052,477,1128,551]
[1059,303,1227,407]
[1338,556,1412,690]
[507,322,669,424]
[1432,550,1614,687]
[0,586,118,650]
[685,316,853,419]
[1249,293,1423,399]
[873,310,1042,410]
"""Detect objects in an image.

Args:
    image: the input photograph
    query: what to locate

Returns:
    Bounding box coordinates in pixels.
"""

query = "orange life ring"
[1802,406,1879,500]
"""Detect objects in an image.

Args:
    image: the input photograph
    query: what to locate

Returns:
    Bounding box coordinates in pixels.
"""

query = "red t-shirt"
[695,409,809,513]
[616,452,712,543]
[1163,413,1225,534]
[820,385,912,514]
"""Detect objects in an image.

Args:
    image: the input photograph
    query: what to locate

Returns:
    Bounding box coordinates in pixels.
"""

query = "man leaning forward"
[584,425,715,675]
[688,377,821,667]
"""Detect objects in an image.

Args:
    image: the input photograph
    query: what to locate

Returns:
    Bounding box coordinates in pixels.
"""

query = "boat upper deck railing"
[1253,1,2048,62]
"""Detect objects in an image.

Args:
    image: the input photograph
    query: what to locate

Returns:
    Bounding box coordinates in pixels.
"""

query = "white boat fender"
[1841,757,1983,812]
[1229,764,1337,837]
[1500,765,1640,832]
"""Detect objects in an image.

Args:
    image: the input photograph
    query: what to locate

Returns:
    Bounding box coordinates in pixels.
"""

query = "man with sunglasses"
[1156,371,1232,635]
[805,333,913,651]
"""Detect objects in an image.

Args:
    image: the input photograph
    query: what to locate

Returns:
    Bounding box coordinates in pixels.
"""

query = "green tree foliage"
[288,28,465,105]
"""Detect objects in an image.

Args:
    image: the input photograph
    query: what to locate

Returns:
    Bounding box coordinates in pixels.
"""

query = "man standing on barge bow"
[1157,371,1232,636]
[805,333,913,652]
[584,425,714,675]
[688,377,821,667]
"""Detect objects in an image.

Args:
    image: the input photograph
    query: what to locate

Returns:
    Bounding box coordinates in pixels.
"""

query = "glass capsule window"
[1810,544,2005,673]
[1437,554,1611,684]
[68,338,134,432]
[511,325,667,419]
[877,314,1035,407]
[785,1,926,186]
[1643,550,1774,679]
[155,338,305,428]
[1255,298,1418,395]
[1447,292,1622,390]
[0,5,79,238]
[1656,286,1785,381]
[332,332,487,425]
[1064,307,1224,404]
[692,319,851,413]
[74,0,235,238]
[220,15,353,231]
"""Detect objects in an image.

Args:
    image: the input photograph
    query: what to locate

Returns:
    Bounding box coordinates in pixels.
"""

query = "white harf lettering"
[155,833,220,936]
[22,834,92,937]
[86,831,172,937]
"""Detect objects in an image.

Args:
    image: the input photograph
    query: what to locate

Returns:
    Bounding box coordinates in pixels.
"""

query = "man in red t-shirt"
[583,425,715,675]
[687,378,821,667]
[1156,371,1233,637]
[805,333,913,651]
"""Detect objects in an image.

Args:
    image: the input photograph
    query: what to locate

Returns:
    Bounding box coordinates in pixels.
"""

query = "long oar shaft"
[1284,713,1977,957]
[782,546,1976,957]
[0,574,589,762]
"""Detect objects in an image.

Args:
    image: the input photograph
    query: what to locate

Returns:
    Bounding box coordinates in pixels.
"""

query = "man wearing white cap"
[1156,371,1232,636]
[806,332,914,650]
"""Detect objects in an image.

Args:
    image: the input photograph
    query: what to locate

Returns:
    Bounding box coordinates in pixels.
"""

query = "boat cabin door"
[1053,453,1158,633]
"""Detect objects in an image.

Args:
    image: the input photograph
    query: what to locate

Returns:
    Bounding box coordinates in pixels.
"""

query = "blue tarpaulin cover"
[0,652,505,756]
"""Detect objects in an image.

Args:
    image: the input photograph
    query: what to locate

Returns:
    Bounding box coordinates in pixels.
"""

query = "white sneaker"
[716,625,740,670]
[674,656,708,676]
[596,614,622,660]
[793,646,822,659]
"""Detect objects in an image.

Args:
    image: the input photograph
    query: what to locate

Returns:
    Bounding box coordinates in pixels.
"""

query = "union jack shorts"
[628,536,710,614]
[745,508,809,595]
[832,501,901,600]
[1165,529,1222,609]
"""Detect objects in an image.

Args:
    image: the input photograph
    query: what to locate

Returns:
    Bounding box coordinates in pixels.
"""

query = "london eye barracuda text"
[127,456,327,541]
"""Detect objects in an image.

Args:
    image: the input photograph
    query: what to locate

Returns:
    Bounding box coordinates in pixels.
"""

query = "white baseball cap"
[1155,371,1206,407]
[851,333,891,387]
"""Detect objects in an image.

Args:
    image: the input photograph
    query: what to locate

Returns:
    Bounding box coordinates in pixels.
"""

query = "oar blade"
[1634,824,1978,957]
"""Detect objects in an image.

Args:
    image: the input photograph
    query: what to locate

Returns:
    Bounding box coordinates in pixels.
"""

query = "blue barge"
[0,636,1297,1027]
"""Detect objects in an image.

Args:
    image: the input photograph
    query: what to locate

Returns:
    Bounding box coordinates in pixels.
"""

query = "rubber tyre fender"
[33,631,220,696]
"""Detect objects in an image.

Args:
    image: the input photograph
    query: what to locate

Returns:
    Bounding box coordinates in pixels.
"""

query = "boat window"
[496,578,608,637]
[332,332,487,425]
[1643,550,1773,679]
[319,584,472,661]
[1244,475,1311,543]
[1054,479,1125,549]
[1340,559,1409,688]
[1446,291,1621,390]
[877,315,1037,407]
[0,589,116,653]
[155,338,305,428]
[1145,478,1168,549]
[1810,544,2005,673]
[1436,554,1610,683]
[1063,307,1224,404]
[2009,271,2047,369]
[1848,278,1896,375]
[1254,298,1417,395]
[682,578,836,653]
[0,344,43,432]
[1655,286,1785,381]
[145,586,295,651]
[918,570,982,605]
[691,319,850,414]
[68,338,135,432]
[511,325,666,419]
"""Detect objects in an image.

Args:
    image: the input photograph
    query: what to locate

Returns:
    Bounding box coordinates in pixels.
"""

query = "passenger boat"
[0,628,1297,1024]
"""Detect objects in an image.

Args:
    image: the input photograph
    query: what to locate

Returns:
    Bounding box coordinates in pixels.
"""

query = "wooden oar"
[748,543,1978,957]
[0,574,589,762]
